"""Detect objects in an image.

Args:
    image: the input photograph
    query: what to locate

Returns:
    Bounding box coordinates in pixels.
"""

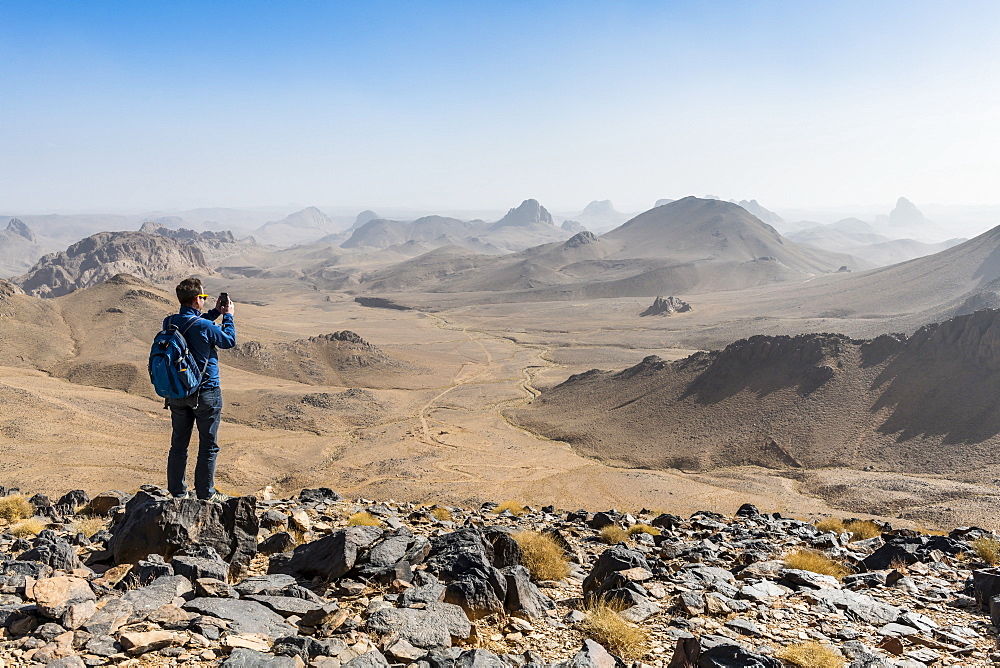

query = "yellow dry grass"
[776,641,846,667]
[814,517,846,534]
[627,524,661,536]
[783,549,850,580]
[843,520,881,541]
[10,518,45,538]
[0,495,33,522]
[972,537,1000,566]
[492,500,528,516]
[429,506,453,522]
[512,531,570,581]
[346,511,382,527]
[69,516,107,539]
[580,601,649,661]
[599,525,629,544]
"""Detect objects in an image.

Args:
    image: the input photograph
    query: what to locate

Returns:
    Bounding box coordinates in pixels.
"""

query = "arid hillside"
[514,307,1000,486]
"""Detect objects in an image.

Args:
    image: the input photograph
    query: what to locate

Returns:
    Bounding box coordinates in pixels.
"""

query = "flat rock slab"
[183,598,298,638]
[366,601,471,649]
[247,594,327,617]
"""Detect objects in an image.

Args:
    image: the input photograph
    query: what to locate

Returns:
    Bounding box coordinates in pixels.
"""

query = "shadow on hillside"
[870,355,1000,445]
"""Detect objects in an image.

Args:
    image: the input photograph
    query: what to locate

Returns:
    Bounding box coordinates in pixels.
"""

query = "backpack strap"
[172,314,211,386]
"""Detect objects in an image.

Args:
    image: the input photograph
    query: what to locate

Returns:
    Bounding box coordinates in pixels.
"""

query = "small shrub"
[972,538,1000,565]
[783,549,850,580]
[599,525,629,544]
[347,511,382,527]
[492,500,528,516]
[627,524,661,536]
[10,518,45,538]
[580,602,649,661]
[429,507,453,522]
[70,517,106,539]
[776,641,845,667]
[843,520,881,541]
[814,517,846,534]
[0,496,33,522]
[513,531,570,581]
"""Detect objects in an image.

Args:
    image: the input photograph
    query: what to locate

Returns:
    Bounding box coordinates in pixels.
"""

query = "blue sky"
[2,1,999,213]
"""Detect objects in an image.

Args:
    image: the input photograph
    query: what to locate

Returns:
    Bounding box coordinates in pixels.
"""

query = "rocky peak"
[889,197,927,226]
[581,200,615,215]
[354,210,379,230]
[640,295,691,316]
[563,231,597,248]
[5,218,35,243]
[561,220,585,234]
[13,231,210,298]
[493,199,553,228]
[0,278,24,299]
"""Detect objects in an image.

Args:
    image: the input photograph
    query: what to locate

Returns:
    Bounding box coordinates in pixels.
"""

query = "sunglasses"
[196,294,210,299]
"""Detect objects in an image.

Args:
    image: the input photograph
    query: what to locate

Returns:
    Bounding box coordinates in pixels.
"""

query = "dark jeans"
[167,387,222,500]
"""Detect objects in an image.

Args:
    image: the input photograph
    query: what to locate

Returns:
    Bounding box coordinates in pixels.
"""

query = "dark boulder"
[107,490,258,579]
[582,545,651,598]
[503,565,556,619]
[298,488,341,505]
[269,525,383,580]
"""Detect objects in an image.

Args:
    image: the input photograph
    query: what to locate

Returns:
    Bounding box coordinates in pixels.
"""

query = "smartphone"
[219,292,230,307]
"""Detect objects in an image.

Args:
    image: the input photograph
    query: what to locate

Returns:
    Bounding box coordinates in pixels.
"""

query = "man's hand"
[216,297,235,316]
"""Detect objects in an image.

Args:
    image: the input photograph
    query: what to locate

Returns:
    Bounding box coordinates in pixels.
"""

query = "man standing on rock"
[166,277,236,502]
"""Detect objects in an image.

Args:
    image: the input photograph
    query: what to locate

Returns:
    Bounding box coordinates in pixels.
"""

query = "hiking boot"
[207,491,232,503]
[172,491,194,500]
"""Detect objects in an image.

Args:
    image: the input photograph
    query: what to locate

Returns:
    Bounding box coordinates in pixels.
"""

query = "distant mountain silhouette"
[342,216,489,250]
[489,199,554,229]
[733,199,783,225]
[568,200,629,231]
[601,197,860,274]
[253,207,338,246]
[0,218,55,277]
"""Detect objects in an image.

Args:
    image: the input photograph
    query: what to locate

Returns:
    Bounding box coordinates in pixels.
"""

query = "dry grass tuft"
[0,496,33,522]
[599,525,629,544]
[972,537,1000,566]
[513,531,570,581]
[776,641,845,667]
[814,517,846,534]
[70,517,107,539]
[627,524,661,536]
[580,601,649,661]
[784,549,850,580]
[10,518,45,538]
[844,520,881,541]
[492,500,528,516]
[346,511,382,527]
[429,506,453,522]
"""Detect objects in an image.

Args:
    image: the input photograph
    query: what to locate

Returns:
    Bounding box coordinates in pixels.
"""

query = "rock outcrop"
[13,231,211,298]
[639,295,691,316]
[516,307,1000,507]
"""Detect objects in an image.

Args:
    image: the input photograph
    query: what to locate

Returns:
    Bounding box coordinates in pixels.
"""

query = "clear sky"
[2,1,999,213]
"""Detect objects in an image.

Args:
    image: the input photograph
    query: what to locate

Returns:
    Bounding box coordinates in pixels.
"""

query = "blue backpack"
[148,315,208,399]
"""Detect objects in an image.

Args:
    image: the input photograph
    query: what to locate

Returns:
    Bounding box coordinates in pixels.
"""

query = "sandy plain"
[4,270,988,528]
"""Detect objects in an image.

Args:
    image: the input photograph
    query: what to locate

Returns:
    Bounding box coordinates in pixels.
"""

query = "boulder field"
[0,486,997,666]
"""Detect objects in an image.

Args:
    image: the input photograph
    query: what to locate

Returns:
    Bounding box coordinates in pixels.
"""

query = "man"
[166,277,236,501]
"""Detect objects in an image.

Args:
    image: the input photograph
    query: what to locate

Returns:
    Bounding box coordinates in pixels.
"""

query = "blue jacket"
[170,305,237,390]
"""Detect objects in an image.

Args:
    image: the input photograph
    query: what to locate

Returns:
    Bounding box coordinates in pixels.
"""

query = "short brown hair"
[176,277,203,305]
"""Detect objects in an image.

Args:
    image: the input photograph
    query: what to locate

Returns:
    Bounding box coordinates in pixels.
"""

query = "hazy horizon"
[4,1,1000,213]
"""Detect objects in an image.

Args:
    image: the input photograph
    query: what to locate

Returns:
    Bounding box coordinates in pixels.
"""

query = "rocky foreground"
[0,487,999,667]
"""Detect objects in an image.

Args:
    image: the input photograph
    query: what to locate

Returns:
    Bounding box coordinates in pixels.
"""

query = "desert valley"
[3,195,999,530]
